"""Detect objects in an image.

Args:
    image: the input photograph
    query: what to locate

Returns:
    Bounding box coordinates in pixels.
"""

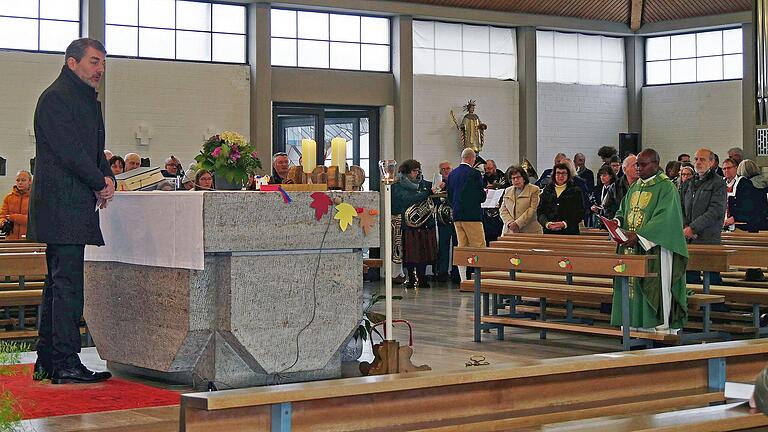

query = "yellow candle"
[331,137,346,173]
[301,139,316,173]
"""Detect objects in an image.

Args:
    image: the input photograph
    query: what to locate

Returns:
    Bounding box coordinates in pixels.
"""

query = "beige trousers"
[453,221,485,281]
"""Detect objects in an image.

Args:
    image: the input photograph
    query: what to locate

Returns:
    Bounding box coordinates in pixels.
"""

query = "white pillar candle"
[301,139,316,173]
[331,137,347,173]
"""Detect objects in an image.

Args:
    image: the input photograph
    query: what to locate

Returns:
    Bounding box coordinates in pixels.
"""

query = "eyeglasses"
[723,165,736,170]
[510,175,523,180]
[681,172,693,177]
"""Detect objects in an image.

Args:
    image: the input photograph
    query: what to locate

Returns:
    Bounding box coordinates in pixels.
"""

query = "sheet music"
[481,188,505,208]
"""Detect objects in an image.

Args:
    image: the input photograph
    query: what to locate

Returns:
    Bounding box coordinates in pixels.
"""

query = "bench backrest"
[0,253,47,278]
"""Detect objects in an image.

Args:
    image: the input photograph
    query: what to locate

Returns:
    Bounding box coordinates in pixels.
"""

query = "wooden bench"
[179,339,768,432]
[0,253,46,331]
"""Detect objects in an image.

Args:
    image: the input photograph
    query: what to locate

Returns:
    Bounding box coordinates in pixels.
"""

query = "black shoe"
[434,272,448,282]
[52,364,112,384]
[418,280,431,288]
[33,359,51,381]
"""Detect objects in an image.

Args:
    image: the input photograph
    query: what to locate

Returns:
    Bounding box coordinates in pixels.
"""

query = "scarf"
[397,172,422,191]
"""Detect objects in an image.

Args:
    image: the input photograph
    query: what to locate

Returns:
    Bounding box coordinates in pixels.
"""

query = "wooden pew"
[179,340,768,432]
[0,252,46,334]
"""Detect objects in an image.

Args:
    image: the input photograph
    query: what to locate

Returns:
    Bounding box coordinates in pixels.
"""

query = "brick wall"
[642,80,742,165]
[537,82,628,175]
[413,75,519,180]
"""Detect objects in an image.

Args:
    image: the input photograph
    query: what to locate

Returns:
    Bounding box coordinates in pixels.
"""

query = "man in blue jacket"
[445,148,486,281]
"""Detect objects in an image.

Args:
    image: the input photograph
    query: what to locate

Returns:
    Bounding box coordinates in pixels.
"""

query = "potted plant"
[195,131,261,190]
[343,290,402,361]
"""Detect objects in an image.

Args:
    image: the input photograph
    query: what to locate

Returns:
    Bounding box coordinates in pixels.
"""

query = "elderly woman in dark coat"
[392,159,437,288]
[537,162,585,235]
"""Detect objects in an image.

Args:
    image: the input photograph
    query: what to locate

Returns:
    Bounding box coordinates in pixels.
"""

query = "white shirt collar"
[640,173,658,185]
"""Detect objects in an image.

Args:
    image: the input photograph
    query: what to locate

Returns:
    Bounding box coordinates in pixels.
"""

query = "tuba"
[436,201,453,225]
[521,158,537,179]
[404,198,435,228]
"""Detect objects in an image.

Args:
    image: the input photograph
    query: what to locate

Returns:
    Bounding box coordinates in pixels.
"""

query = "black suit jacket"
[446,163,484,222]
[28,66,114,245]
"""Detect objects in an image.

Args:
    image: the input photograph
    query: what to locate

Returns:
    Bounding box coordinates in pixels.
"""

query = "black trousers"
[37,244,85,370]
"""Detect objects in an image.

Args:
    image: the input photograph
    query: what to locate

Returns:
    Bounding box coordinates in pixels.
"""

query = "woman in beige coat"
[500,165,542,234]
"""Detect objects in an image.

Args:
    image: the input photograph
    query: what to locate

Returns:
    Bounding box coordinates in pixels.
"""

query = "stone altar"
[83,190,379,388]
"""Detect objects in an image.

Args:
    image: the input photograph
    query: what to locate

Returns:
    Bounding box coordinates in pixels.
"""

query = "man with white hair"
[445,148,485,282]
[124,152,141,172]
[727,147,744,167]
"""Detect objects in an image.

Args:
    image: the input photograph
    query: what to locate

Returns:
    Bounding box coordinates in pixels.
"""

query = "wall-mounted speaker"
[619,133,640,159]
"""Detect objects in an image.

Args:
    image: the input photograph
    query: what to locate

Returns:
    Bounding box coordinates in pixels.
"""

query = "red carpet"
[0,364,181,419]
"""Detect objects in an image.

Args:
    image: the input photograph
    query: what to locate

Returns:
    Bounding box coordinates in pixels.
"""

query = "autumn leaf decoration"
[359,210,377,236]
[334,202,358,231]
[310,192,334,221]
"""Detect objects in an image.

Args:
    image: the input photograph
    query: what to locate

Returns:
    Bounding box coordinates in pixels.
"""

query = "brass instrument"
[392,214,403,264]
[404,198,435,228]
[436,202,453,225]
[521,158,537,179]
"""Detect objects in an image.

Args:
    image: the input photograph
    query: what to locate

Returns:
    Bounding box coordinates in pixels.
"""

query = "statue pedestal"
[84,191,379,388]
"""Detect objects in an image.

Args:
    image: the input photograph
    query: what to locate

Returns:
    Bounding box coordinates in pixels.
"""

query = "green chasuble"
[610,172,689,329]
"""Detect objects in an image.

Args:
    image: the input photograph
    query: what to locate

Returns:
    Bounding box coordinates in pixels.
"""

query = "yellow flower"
[220,131,247,148]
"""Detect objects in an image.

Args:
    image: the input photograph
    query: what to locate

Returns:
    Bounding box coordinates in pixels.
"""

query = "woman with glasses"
[499,165,542,234]
[589,165,617,227]
[677,163,695,194]
[392,159,437,288]
[537,162,585,235]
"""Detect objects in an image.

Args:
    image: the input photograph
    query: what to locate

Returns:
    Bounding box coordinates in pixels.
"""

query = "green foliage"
[0,341,27,431]
[195,132,263,184]
[354,291,403,342]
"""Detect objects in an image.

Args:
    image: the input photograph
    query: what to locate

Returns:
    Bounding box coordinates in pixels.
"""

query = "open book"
[481,188,505,208]
[598,215,629,244]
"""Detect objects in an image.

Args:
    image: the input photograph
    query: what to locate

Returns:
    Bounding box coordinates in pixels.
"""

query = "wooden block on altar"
[280,184,328,192]
[327,166,341,189]
[311,166,327,185]
[287,166,305,184]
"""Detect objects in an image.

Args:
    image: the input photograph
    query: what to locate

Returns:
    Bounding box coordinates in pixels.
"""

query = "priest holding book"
[609,149,689,333]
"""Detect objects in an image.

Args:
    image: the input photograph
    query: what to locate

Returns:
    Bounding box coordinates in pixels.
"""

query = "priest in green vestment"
[610,149,689,331]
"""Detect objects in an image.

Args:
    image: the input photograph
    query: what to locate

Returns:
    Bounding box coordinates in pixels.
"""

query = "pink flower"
[251,151,259,159]
[211,146,222,157]
[231,149,241,161]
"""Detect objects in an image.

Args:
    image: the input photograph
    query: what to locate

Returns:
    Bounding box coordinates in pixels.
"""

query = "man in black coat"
[28,38,115,384]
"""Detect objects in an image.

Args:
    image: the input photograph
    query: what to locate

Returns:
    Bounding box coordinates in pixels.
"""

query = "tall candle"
[331,137,346,173]
[301,139,316,173]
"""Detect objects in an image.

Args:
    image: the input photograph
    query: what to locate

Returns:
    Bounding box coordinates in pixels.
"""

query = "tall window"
[537,31,625,86]
[412,21,516,80]
[0,0,80,52]
[271,9,390,72]
[105,0,246,63]
[645,28,742,85]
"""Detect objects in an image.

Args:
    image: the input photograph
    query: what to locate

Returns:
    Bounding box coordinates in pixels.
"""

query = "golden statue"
[451,100,487,155]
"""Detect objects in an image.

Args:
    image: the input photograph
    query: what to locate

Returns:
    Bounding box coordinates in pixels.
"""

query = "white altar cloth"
[85,191,205,270]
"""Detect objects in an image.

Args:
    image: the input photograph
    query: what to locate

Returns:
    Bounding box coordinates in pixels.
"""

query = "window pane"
[139,0,174,28]
[40,20,79,52]
[330,14,359,43]
[537,56,554,82]
[490,27,514,54]
[670,58,696,83]
[435,49,461,75]
[413,47,434,74]
[462,24,488,52]
[177,1,211,31]
[696,55,723,81]
[602,62,624,86]
[723,28,742,54]
[139,27,174,59]
[434,22,461,50]
[602,36,623,62]
[0,1,38,18]
[361,17,388,44]
[271,37,297,66]
[177,30,211,61]
[463,51,489,77]
[537,31,554,57]
[361,43,388,71]
[212,33,245,62]
[106,0,137,26]
[554,58,578,83]
[578,60,601,85]
[554,32,578,59]
[578,34,601,61]
[40,0,78,21]
[330,41,360,70]
[696,31,722,57]
[723,53,743,79]
[298,40,329,68]
[0,17,37,50]
[490,53,515,80]
[271,9,296,38]
[413,20,434,49]
[297,11,328,40]
[646,36,670,61]
[670,34,695,59]
[646,60,670,85]
[106,24,138,56]
[212,4,245,34]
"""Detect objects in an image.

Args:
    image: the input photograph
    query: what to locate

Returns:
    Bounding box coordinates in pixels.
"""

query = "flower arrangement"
[195,131,262,185]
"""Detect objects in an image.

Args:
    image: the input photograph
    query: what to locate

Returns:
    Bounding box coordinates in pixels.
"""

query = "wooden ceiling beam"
[630,0,644,31]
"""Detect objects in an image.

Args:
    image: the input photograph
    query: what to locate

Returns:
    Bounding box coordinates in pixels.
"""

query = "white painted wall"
[642,80,742,164]
[537,82,628,175]
[0,52,250,193]
[413,75,519,180]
